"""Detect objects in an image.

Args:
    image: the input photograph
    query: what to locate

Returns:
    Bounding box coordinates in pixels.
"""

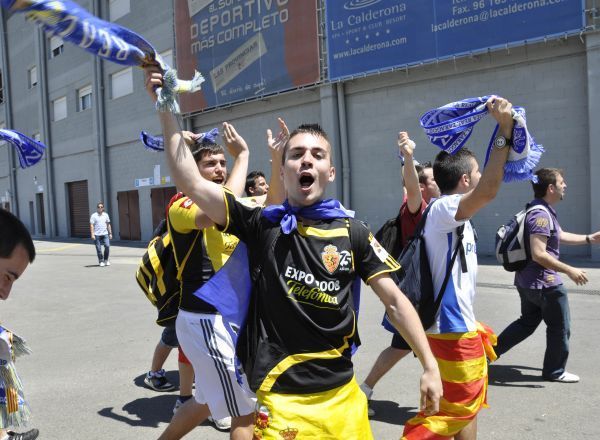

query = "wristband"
[586,235,591,244]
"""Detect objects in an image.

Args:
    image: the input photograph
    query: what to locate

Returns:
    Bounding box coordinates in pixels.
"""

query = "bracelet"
[586,235,591,244]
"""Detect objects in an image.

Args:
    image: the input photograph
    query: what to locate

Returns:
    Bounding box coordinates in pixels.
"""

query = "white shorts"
[176,310,256,419]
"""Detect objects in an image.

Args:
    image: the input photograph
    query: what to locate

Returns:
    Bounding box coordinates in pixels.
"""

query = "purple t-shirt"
[515,200,562,289]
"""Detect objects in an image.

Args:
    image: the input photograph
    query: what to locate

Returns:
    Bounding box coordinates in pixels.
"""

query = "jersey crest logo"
[536,217,549,228]
[279,427,299,440]
[321,244,341,274]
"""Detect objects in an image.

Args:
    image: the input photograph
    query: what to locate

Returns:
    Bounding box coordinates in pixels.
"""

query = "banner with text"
[175,0,320,111]
[325,0,584,80]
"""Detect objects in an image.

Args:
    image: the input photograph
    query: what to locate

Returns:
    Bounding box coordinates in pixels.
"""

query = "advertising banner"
[175,0,320,112]
[326,0,584,80]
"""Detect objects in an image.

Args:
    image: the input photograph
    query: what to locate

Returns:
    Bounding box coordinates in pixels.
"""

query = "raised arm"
[370,274,442,415]
[222,122,250,197]
[144,68,227,226]
[399,131,422,214]
[456,96,513,221]
[265,117,288,206]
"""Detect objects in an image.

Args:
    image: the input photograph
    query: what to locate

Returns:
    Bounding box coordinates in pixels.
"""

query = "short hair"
[532,168,563,199]
[433,148,476,194]
[245,171,266,196]
[0,209,35,262]
[191,140,225,163]
[282,124,332,164]
[415,161,433,185]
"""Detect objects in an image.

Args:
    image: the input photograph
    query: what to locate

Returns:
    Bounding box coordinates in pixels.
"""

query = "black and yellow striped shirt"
[221,188,400,394]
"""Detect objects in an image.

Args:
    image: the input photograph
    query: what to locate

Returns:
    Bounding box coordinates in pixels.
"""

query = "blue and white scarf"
[420,96,544,182]
[140,128,219,152]
[1,0,204,113]
[0,129,45,168]
[262,199,355,234]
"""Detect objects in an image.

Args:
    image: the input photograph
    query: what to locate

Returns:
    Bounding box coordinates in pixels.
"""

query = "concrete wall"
[0,1,597,260]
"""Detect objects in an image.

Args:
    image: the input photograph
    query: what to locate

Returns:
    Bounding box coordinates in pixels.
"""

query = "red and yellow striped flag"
[402,322,497,439]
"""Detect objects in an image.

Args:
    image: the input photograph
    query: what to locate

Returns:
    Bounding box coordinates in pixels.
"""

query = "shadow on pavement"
[98,394,176,427]
[369,400,416,426]
[488,364,545,388]
[132,371,180,390]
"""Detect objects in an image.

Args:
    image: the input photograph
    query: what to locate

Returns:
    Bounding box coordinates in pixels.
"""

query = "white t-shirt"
[90,212,111,236]
[424,194,478,334]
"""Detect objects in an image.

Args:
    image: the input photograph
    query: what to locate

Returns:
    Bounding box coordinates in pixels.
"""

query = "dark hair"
[245,170,266,196]
[532,168,563,199]
[415,161,433,185]
[282,124,331,164]
[433,149,476,194]
[191,140,225,163]
[97,202,104,208]
[0,209,35,262]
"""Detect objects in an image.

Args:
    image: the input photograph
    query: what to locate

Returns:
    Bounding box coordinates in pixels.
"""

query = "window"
[50,36,64,58]
[78,85,92,111]
[160,49,173,68]
[111,67,133,99]
[28,66,38,88]
[52,96,67,121]
[109,0,130,21]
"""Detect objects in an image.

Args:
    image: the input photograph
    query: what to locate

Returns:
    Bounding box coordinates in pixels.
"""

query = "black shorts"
[391,333,411,350]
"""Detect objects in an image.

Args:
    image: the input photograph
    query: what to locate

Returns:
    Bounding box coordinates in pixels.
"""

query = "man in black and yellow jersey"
[158,124,258,440]
[146,69,441,439]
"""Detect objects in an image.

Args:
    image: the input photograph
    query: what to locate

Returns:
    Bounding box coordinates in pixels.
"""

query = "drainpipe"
[35,27,57,236]
[92,0,109,208]
[0,8,18,216]
[336,82,351,208]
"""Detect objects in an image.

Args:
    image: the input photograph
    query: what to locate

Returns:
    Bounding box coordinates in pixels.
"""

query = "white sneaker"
[208,415,231,431]
[105,261,111,266]
[99,261,105,267]
[552,371,580,383]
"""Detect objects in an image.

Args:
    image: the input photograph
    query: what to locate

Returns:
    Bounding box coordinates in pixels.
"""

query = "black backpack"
[384,201,466,331]
[495,204,554,272]
[375,215,403,260]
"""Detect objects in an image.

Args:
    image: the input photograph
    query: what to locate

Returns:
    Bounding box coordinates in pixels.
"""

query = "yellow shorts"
[253,377,373,440]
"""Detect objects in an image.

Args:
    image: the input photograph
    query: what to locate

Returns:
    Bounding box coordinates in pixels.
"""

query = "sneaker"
[105,260,111,266]
[99,261,105,267]
[359,383,375,417]
[144,369,177,392]
[7,429,40,440]
[172,395,193,414]
[551,371,580,383]
[208,415,232,431]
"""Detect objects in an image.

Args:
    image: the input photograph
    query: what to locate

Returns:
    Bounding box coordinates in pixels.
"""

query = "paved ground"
[4,239,600,439]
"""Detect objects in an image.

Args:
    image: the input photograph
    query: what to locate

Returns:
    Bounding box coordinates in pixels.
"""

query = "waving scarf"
[0,326,32,429]
[0,0,204,113]
[140,128,219,152]
[0,129,46,168]
[420,96,543,182]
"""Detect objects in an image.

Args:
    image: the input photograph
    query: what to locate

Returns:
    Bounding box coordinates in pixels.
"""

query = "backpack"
[495,204,554,272]
[135,193,199,326]
[375,215,403,260]
[383,200,466,331]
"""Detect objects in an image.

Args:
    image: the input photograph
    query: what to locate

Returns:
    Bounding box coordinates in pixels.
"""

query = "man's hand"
[589,231,600,244]
[566,267,588,285]
[144,67,163,104]
[486,96,514,138]
[91,234,95,240]
[267,117,289,160]
[419,366,442,416]
[222,122,249,159]
[398,131,415,159]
